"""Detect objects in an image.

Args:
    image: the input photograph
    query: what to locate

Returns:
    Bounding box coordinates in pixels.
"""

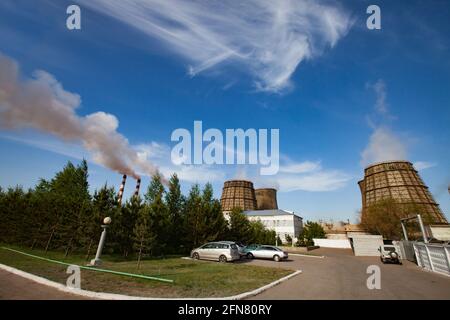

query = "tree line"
[0,160,276,259]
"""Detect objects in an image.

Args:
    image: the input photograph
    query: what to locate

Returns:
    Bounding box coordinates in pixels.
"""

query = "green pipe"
[2,247,173,284]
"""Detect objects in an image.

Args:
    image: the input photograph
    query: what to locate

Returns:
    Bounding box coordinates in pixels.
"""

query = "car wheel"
[273,255,281,262]
[219,255,227,263]
[192,252,200,260]
[246,253,254,259]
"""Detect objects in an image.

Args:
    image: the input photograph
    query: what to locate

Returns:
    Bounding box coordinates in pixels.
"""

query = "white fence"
[313,239,351,249]
[413,243,450,277]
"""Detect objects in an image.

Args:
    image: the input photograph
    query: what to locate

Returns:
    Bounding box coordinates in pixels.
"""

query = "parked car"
[246,245,288,262]
[220,241,246,257]
[378,245,402,264]
[191,241,240,262]
[242,244,261,255]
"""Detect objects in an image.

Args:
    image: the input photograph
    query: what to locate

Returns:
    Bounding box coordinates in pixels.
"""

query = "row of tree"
[0,160,276,259]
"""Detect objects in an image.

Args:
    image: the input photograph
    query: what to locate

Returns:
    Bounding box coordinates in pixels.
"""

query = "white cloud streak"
[278,160,321,174]
[78,0,352,92]
[276,170,351,192]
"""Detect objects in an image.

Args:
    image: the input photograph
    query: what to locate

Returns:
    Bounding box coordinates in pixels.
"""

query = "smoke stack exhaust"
[117,174,127,205]
[134,178,141,198]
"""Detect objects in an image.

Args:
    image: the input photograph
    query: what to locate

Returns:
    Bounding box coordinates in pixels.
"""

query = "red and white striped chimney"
[134,178,141,197]
[117,174,127,205]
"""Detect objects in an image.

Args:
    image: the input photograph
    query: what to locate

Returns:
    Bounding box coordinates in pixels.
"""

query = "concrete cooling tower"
[255,188,278,210]
[220,180,257,211]
[358,161,447,224]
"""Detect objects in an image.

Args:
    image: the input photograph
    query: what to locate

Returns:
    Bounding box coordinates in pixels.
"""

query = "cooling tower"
[220,180,257,211]
[358,161,447,224]
[255,188,278,210]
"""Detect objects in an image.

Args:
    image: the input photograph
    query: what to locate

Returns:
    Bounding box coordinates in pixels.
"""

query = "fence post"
[424,244,435,271]
[413,244,422,267]
[444,246,450,274]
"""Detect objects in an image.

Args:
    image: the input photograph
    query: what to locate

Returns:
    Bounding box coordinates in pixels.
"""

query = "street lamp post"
[90,217,112,266]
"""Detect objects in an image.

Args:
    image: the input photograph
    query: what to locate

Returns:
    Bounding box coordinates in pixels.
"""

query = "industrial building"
[220,180,303,242]
[244,209,303,242]
[358,160,448,224]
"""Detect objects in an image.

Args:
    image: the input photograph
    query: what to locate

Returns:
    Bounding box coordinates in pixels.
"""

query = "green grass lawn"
[0,245,292,298]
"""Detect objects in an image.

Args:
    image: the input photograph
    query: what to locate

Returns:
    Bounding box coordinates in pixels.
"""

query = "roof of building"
[243,209,302,219]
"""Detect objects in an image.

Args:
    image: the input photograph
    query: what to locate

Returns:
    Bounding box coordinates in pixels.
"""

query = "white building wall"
[313,239,352,248]
[247,215,303,242]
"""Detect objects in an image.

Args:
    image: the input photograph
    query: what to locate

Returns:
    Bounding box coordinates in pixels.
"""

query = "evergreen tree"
[165,174,185,253]
[48,160,91,253]
[227,207,252,243]
[201,183,228,243]
[145,173,170,256]
[298,221,326,246]
[184,184,203,249]
[117,196,142,257]
[133,204,154,268]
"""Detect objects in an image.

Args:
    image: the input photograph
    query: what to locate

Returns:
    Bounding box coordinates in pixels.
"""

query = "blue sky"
[0,0,449,223]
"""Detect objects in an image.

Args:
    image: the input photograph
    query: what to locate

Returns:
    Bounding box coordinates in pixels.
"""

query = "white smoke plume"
[360,127,407,166]
[361,80,407,166]
[0,52,160,179]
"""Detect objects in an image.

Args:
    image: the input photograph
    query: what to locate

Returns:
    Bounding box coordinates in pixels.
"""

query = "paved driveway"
[0,269,87,300]
[243,248,450,299]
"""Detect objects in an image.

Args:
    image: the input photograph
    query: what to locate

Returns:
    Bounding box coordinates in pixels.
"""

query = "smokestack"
[134,178,141,197]
[117,174,127,205]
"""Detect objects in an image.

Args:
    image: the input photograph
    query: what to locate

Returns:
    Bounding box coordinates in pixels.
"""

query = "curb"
[0,263,301,300]
[289,253,325,259]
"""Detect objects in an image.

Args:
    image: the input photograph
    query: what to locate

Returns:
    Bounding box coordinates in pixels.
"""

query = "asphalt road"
[244,248,450,299]
[0,269,87,300]
[1,248,449,299]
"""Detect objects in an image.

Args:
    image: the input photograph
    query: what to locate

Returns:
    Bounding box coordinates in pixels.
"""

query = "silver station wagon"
[191,241,241,262]
[246,245,288,262]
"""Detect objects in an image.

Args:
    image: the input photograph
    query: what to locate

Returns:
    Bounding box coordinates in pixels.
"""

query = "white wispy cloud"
[253,159,351,192]
[276,170,351,192]
[78,0,352,92]
[6,132,351,190]
[0,132,88,161]
[278,160,321,174]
